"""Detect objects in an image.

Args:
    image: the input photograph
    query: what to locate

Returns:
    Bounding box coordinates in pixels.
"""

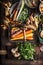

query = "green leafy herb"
[18,42,35,60]
[18,8,28,23]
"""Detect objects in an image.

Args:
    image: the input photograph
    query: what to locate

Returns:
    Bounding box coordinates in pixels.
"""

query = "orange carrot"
[26,36,33,40]
[12,32,24,39]
[13,9,18,21]
[12,29,33,38]
[27,38,33,40]
[11,33,33,40]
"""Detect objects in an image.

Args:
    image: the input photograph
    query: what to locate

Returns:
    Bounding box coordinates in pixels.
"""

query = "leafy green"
[18,8,28,23]
[18,42,35,60]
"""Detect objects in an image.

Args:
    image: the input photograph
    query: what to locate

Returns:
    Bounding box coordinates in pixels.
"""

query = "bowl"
[40,0,43,3]
[39,14,43,21]
[25,0,39,8]
[38,36,43,44]
[39,3,43,14]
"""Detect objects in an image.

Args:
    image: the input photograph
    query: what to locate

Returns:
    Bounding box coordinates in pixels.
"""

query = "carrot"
[13,9,18,21]
[12,29,33,38]
[11,8,17,20]
[11,33,33,40]
[27,38,33,40]
[11,28,18,34]
[12,32,24,39]
[25,29,33,34]
[11,30,22,36]
[26,36,33,40]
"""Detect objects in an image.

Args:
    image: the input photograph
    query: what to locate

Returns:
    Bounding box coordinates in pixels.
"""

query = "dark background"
[0,0,43,65]
[0,0,19,47]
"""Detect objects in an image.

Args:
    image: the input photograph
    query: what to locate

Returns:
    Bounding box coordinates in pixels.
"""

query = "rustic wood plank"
[3,59,43,65]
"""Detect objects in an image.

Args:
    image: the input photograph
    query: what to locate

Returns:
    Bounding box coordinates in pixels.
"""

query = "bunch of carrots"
[11,28,34,40]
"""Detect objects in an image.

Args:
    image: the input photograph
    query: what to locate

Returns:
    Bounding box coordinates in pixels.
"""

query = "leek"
[16,0,25,20]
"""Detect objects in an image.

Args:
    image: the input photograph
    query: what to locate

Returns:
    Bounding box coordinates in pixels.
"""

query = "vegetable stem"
[16,0,25,20]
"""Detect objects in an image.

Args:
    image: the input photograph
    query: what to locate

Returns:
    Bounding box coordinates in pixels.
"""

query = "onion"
[40,30,43,38]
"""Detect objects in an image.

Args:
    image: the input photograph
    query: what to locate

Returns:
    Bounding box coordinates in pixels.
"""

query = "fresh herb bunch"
[18,8,28,23]
[18,42,35,60]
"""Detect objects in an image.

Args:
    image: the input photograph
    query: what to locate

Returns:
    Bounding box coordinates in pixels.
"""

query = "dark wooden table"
[1,29,43,65]
[2,59,43,65]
